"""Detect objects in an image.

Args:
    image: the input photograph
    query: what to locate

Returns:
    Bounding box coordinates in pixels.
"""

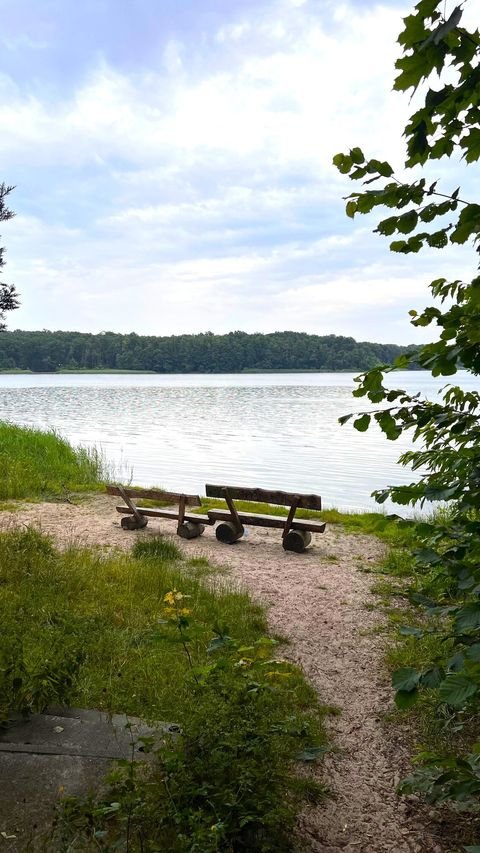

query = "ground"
[0,495,447,853]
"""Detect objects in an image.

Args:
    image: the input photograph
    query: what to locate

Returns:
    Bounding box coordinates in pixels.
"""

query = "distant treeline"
[0,330,419,373]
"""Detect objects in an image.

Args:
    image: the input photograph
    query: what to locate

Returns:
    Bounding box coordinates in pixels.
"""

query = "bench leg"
[121,515,148,531]
[282,530,311,553]
[178,521,205,540]
[215,521,245,544]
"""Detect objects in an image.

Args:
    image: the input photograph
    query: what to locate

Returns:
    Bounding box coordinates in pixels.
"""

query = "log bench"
[205,484,325,552]
[105,485,213,539]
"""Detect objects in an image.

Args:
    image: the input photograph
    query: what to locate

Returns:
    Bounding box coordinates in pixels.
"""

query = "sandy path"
[0,496,444,853]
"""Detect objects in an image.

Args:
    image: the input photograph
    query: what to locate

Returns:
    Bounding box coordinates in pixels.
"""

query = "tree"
[0,183,19,331]
[334,0,480,826]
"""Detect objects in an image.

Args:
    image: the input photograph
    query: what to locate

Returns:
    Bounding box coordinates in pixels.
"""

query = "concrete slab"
[0,707,176,852]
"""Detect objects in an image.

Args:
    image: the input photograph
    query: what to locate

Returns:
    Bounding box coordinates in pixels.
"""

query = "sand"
[0,495,447,853]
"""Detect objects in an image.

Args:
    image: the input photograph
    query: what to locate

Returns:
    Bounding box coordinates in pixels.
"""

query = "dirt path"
[0,496,444,853]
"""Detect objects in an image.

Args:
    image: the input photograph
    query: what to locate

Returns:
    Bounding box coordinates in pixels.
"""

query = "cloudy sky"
[0,0,475,343]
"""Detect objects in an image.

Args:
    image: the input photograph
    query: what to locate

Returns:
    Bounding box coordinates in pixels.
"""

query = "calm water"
[1,371,479,513]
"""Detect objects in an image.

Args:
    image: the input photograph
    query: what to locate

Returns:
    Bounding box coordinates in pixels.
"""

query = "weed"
[132,537,183,562]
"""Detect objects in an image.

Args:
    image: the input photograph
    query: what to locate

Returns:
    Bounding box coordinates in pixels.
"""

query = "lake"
[1,371,478,513]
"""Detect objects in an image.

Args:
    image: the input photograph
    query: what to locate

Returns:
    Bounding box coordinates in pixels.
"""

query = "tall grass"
[0,422,106,499]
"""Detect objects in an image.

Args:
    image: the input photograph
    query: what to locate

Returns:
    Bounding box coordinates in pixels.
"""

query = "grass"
[0,527,329,851]
[0,527,269,723]
[0,422,106,500]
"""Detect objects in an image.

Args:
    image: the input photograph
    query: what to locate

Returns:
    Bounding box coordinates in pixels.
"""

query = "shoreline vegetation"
[0,329,420,373]
[0,366,426,375]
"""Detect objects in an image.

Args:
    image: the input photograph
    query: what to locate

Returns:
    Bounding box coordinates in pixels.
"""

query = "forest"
[0,329,417,373]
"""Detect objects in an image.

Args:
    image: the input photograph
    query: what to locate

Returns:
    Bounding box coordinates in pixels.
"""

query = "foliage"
[334,0,480,832]
[0,421,106,499]
[0,328,418,373]
[0,527,327,850]
[0,528,86,721]
[55,588,326,852]
[0,527,270,723]
[0,183,19,331]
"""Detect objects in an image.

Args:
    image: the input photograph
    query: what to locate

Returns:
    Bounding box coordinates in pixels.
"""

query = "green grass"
[0,527,268,722]
[0,524,327,725]
[0,422,106,500]
[0,527,329,851]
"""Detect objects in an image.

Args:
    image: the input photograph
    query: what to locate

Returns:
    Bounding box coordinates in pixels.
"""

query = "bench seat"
[206,508,326,533]
[115,506,213,525]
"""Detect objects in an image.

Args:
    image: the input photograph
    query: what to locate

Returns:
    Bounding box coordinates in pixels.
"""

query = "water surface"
[1,371,478,512]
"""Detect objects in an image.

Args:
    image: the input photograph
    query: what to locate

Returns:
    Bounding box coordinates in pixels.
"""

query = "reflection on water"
[1,371,479,512]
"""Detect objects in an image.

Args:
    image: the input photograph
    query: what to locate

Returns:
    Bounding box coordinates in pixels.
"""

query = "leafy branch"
[333,0,480,833]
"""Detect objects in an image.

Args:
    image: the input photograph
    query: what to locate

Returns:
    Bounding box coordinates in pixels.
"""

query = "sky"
[0,0,476,343]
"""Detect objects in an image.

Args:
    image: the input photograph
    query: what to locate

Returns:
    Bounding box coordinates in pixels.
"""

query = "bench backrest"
[205,484,322,510]
[106,485,201,507]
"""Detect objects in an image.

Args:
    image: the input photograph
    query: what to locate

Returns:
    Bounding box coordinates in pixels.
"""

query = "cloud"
[0,0,474,343]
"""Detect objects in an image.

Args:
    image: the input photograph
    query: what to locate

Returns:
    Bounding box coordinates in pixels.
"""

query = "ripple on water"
[1,371,479,513]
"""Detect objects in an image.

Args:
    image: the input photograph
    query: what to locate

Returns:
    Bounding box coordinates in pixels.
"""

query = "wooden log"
[177,495,186,534]
[107,484,201,506]
[115,506,214,524]
[205,484,322,510]
[215,521,245,544]
[177,521,205,540]
[207,509,325,533]
[282,529,312,553]
[117,484,145,527]
[282,496,299,540]
[121,515,148,530]
[222,487,243,534]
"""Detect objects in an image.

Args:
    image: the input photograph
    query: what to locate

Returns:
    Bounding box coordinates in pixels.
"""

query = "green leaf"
[455,604,480,632]
[353,414,371,432]
[419,667,443,689]
[438,674,478,707]
[399,626,424,638]
[332,153,353,174]
[375,410,402,440]
[350,147,365,164]
[392,667,420,692]
[397,210,419,234]
[395,688,419,709]
[390,239,408,253]
[466,645,480,663]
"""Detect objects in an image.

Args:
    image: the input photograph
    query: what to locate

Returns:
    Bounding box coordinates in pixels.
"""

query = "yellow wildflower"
[163,607,176,618]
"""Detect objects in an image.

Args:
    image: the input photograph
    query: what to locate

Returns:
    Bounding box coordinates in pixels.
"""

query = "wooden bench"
[106,485,213,539]
[205,484,325,552]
